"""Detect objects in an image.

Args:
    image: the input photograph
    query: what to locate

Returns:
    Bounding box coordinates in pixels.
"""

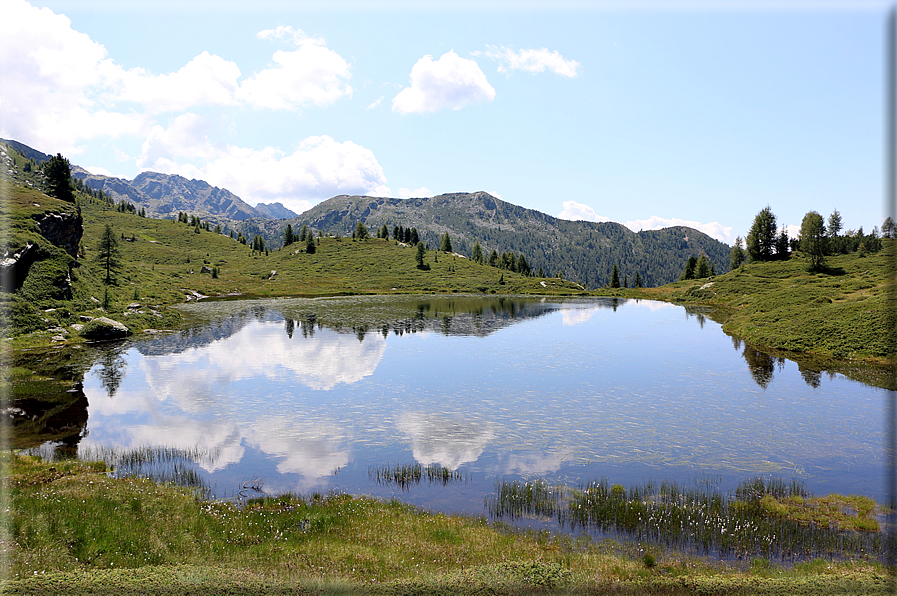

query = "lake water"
[23,295,887,521]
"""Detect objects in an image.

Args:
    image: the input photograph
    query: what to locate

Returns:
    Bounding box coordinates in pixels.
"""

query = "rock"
[71,324,84,332]
[35,210,83,258]
[200,265,212,274]
[128,302,141,309]
[78,316,130,341]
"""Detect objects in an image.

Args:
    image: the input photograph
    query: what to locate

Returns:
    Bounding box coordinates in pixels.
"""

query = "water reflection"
[14,295,887,510]
[397,413,495,469]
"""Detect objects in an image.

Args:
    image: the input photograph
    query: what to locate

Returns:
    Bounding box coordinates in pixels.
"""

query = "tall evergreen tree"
[775,227,790,260]
[472,241,483,264]
[410,228,420,245]
[95,224,121,284]
[488,249,499,267]
[284,224,294,247]
[610,264,620,288]
[634,271,642,288]
[415,241,426,269]
[695,254,711,278]
[516,254,530,276]
[746,206,777,262]
[439,233,453,252]
[730,236,746,270]
[680,256,698,280]
[800,211,826,270]
[355,221,369,239]
[827,209,843,238]
[306,234,316,254]
[43,153,75,202]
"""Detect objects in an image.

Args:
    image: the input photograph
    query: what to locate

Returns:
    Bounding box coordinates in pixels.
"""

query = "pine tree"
[680,256,697,280]
[730,236,746,270]
[800,211,827,270]
[415,241,427,269]
[440,233,453,252]
[410,228,419,245]
[355,221,369,240]
[43,153,75,202]
[610,264,620,288]
[775,227,790,260]
[746,206,777,262]
[634,272,642,288]
[695,254,711,278]
[472,241,483,264]
[306,235,316,254]
[95,224,121,285]
[284,224,294,247]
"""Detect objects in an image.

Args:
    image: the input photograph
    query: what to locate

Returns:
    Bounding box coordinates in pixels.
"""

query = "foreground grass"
[2,455,889,595]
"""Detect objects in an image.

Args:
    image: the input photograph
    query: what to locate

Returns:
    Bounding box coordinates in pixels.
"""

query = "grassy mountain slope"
[584,245,896,387]
[2,171,584,345]
[280,192,731,289]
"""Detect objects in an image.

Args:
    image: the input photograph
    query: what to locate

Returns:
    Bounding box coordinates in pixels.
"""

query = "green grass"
[597,245,896,383]
[3,454,890,595]
[4,187,585,347]
[488,476,882,562]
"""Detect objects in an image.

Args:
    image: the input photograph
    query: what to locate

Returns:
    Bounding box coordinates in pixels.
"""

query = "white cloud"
[138,115,391,211]
[786,223,801,239]
[397,186,433,198]
[481,46,580,78]
[256,25,325,46]
[392,51,495,114]
[114,51,241,112]
[85,165,113,176]
[365,96,384,110]
[0,0,147,154]
[625,216,734,244]
[557,200,610,223]
[238,26,352,110]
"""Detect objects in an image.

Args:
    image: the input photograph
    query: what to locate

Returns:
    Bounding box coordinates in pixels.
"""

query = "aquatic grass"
[5,455,891,594]
[487,476,884,562]
[369,463,466,491]
[23,444,213,494]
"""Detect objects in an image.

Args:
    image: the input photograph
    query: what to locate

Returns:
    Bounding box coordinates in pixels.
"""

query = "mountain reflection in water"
[14,295,886,511]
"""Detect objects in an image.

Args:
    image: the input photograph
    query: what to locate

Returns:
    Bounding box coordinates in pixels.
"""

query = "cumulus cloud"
[138,115,391,211]
[392,51,495,114]
[84,165,113,176]
[397,186,433,198]
[557,200,610,223]
[238,42,353,110]
[114,51,242,112]
[0,0,147,153]
[625,216,734,245]
[480,46,580,78]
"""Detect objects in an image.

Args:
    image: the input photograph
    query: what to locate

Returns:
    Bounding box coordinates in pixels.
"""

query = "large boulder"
[78,316,130,341]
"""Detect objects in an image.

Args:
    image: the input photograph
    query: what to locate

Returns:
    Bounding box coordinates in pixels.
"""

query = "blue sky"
[1,0,889,244]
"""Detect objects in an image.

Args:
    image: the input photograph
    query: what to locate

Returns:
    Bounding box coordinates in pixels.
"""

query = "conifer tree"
[43,153,75,202]
[472,241,483,264]
[610,264,620,288]
[95,224,121,285]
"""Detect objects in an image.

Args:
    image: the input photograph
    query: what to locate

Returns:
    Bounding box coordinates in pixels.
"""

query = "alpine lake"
[11,295,890,559]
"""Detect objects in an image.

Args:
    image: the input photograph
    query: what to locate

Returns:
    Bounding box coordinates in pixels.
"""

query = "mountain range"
[2,139,731,288]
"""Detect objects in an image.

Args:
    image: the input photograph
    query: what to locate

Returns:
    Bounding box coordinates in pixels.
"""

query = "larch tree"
[800,211,827,271]
[746,207,777,262]
[95,224,121,284]
[43,153,75,203]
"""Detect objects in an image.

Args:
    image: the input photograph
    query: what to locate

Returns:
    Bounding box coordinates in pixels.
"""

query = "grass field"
[2,454,889,595]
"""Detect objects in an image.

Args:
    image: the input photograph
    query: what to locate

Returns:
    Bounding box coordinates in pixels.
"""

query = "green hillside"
[266,192,732,289]
[1,169,584,344]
